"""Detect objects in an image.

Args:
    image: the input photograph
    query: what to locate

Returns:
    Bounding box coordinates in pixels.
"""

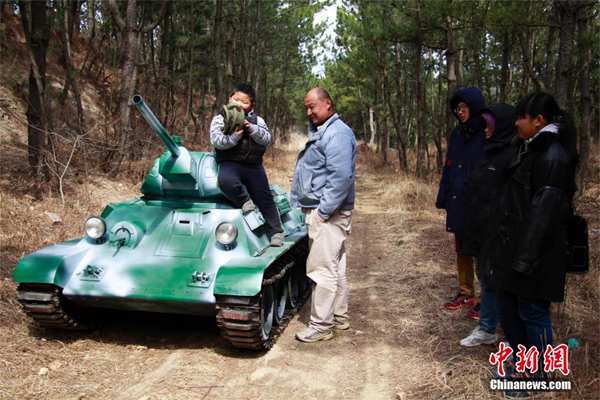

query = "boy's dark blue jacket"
[435,87,486,234]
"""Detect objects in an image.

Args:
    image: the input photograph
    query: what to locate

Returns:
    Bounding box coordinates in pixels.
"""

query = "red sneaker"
[466,303,481,320]
[444,293,476,310]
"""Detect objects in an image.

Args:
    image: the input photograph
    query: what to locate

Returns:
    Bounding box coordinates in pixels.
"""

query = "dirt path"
[0,167,511,400]
[105,169,441,400]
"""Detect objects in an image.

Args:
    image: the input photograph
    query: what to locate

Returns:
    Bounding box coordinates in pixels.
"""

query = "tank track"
[16,284,92,330]
[216,237,310,350]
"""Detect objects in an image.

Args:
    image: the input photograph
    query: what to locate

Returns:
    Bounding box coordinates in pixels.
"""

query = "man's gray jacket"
[290,113,356,220]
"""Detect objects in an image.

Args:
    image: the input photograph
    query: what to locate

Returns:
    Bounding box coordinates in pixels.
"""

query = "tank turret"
[131,95,221,200]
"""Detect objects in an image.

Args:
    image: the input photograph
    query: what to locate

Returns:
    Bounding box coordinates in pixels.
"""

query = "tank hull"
[14,198,306,317]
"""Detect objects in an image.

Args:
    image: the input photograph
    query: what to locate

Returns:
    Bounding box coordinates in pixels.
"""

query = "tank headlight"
[84,217,106,239]
[215,222,238,245]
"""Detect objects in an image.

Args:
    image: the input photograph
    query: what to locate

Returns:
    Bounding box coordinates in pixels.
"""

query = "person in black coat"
[436,87,486,311]
[459,103,519,347]
[489,92,578,380]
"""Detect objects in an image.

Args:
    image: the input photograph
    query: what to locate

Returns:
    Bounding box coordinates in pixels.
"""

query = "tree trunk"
[576,4,591,191]
[593,87,600,144]
[164,4,176,129]
[369,104,376,146]
[517,29,545,94]
[279,53,291,141]
[445,14,457,144]
[499,28,511,103]
[107,0,168,174]
[355,75,367,143]
[199,77,210,144]
[68,0,78,38]
[58,0,84,135]
[429,49,442,173]
[436,61,444,172]
[213,0,224,115]
[456,49,463,88]
[87,0,96,39]
[385,80,405,170]
[238,0,248,81]
[258,41,267,117]
[507,32,516,100]
[544,19,557,93]
[19,0,51,187]
[247,0,260,83]
[415,2,426,177]
[376,105,382,153]
[225,0,234,92]
[113,0,138,172]
[155,1,172,122]
[380,72,389,163]
[393,42,407,171]
[554,0,577,113]
[183,2,195,145]
[472,21,483,89]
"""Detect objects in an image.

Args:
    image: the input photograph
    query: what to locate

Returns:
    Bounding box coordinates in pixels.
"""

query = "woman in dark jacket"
[462,103,519,259]
[459,103,519,347]
[436,87,486,311]
[489,93,578,381]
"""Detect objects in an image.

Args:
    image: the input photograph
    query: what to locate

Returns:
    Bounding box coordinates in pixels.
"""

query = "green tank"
[12,95,310,350]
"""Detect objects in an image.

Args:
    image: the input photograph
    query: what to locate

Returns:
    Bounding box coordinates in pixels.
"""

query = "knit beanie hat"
[481,113,496,136]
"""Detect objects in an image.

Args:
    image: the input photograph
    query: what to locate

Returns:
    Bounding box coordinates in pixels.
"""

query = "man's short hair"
[312,87,334,109]
[231,83,256,103]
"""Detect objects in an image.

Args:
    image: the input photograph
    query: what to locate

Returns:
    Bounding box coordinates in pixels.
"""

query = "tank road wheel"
[273,278,287,325]
[260,284,275,340]
[16,284,95,330]
[286,268,299,309]
[295,236,311,297]
[297,252,310,294]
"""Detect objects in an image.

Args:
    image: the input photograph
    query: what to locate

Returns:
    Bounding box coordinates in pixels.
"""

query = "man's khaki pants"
[304,208,352,332]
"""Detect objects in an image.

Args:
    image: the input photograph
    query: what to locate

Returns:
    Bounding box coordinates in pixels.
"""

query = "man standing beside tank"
[291,87,356,343]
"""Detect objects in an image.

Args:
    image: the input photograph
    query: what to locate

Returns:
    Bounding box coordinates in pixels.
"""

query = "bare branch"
[107,0,126,32]
[141,0,169,34]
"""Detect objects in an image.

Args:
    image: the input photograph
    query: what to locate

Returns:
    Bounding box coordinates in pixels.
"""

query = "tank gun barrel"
[131,94,180,157]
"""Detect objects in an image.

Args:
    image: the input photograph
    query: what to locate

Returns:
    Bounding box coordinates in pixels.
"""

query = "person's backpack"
[566,214,589,274]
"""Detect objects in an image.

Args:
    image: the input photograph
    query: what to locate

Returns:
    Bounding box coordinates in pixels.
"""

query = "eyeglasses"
[454,105,468,113]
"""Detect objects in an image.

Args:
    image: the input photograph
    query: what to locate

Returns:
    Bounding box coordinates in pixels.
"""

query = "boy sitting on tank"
[210,83,284,247]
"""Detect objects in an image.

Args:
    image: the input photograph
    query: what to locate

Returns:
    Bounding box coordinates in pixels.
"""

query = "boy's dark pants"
[217,161,283,236]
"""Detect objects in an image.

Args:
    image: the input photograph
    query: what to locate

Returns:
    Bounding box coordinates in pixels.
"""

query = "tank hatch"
[155,210,209,258]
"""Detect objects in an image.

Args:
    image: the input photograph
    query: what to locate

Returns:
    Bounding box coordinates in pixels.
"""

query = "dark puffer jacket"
[436,87,486,234]
[488,127,575,302]
[460,103,519,277]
